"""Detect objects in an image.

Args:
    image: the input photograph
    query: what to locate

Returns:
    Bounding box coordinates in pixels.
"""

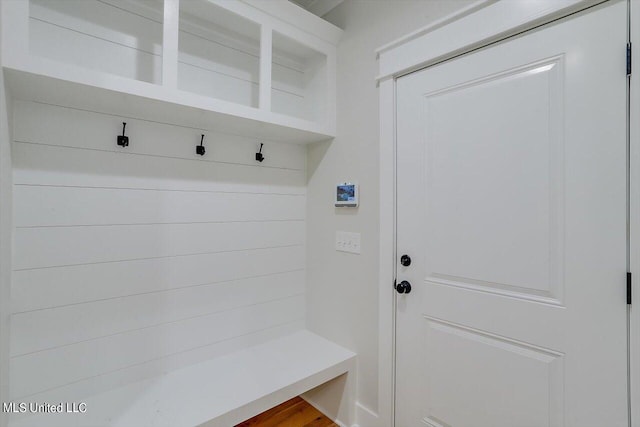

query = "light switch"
[336,231,361,254]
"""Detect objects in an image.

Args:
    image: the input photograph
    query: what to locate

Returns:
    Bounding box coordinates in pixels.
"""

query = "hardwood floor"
[235,396,338,427]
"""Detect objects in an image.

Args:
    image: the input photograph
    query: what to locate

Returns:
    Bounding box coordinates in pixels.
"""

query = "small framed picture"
[335,183,359,207]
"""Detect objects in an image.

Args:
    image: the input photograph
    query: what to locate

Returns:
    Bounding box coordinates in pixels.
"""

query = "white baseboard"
[302,398,378,427]
[302,396,349,427]
[354,401,379,427]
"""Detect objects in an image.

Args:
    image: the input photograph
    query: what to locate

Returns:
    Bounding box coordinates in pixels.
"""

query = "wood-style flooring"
[235,396,338,427]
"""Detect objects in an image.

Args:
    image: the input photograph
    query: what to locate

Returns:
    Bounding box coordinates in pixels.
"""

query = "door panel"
[422,317,564,427]
[395,2,628,427]
[423,57,564,303]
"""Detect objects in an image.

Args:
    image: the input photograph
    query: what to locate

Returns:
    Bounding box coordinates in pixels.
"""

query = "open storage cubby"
[28,0,164,85]
[272,30,328,123]
[2,0,341,143]
[178,0,260,108]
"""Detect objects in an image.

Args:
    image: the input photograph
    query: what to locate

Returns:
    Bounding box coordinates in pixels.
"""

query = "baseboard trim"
[302,396,379,427]
[354,401,379,427]
[301,396,348,427]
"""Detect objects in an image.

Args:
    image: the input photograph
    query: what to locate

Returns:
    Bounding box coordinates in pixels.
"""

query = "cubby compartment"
[3,0,340,143]
[272,30,328,123]
[28,0,164,84]
[178,0,261,108]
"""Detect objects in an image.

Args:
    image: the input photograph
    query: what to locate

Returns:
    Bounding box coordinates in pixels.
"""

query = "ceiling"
[288,0,344,17]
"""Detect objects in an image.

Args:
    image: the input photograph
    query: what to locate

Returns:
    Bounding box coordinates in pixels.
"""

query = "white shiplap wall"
[9,100,307,403]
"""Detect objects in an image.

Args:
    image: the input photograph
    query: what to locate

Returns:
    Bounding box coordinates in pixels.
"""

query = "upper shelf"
[0,0,342,144]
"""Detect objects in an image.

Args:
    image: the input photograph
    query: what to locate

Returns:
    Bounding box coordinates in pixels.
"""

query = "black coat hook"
[196,134,205,156]
[117,122,129,147]
[255,143,265,162]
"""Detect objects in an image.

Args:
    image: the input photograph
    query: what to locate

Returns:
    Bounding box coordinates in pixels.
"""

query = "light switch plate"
[336,231,361,254]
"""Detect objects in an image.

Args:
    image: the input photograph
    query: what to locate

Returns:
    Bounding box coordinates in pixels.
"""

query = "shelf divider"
[0,0,29,64]
[259,24,273,112]
[162,0,180,89]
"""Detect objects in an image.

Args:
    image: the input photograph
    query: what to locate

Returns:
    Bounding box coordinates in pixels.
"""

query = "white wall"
[0,32,13,427]
[306,0,475,422]
[0,2,12,425]
[9,100,307,411]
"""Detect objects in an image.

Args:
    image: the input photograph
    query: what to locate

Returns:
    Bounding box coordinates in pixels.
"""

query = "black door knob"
[400,254,411,266]
[396,280,412,294]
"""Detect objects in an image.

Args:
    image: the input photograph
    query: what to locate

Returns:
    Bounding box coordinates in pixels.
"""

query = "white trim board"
[375,0,494,58]
[630,1,640,425]
[0,59,13,427]
[376,1,638,426]
[376,0,602,81]
[376,77,396,427]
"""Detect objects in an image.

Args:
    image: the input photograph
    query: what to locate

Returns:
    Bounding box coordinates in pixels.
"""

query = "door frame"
[376,1,639,426]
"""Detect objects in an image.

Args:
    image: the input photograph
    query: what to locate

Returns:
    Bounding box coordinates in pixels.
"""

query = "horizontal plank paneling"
[11,295,305,398]
[13,143,306,194]
[178,61,259,107]
[13,101,307,170]
[30,0,163,84]
[272,60,306,96]
[30,0,163,54]
[177,60,306,117]
[14,220,304,270]
[12,245,304,313]
[30,18,162,84]
[178,41,254,77]
[273,89,308,122]
[177,22,307,99]
[10,99,307,403]
[14,186,304,227]
[8,319,304,409]
[177,9,307,73]
[12,270,305,356]
[177,30,306,103]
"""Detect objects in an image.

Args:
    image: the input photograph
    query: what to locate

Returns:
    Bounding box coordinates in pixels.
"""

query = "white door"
[395,2,628,427]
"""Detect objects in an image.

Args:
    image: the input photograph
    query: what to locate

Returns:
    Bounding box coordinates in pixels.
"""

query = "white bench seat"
[9,331,356,427]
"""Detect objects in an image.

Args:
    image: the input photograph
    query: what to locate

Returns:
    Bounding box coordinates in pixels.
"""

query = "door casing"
[376,1,640,426]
